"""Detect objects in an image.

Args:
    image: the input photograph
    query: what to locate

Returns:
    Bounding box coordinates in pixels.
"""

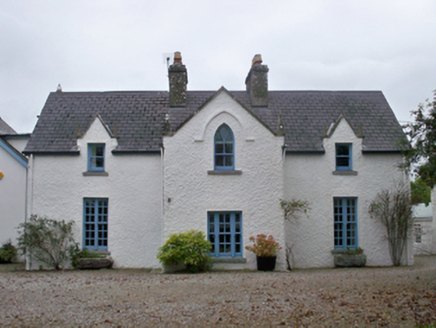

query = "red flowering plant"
[245,234,282,257]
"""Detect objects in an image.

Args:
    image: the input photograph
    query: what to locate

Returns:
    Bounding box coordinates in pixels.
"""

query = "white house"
[412,186,436,255]
[0,117,29,248]
[23,53,412,270]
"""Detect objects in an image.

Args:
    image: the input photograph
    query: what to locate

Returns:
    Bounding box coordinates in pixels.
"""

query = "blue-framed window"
[208,212,242,257]
[88,144,105,171]
[334,197,357,249]
[214,124,234,170]
[83,198,108,250]
[335,144,352,170]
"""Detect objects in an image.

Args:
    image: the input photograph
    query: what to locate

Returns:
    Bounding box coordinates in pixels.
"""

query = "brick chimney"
[168,51,188,107]
[245,54,269,107]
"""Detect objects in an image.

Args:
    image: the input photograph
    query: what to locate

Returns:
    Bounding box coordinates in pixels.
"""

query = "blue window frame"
[83,198,108,250]
[88,143,105,171]
[335,143,352,170]
[334,197,357,249]
[208,212,242,257]
[214,124,234,170]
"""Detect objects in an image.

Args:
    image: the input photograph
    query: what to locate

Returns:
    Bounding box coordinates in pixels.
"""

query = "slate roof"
[24,89,405,154]
[0,117,17,135]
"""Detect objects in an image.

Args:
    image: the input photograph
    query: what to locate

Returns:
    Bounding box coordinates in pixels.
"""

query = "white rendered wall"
[7,138,29,153]
[284,118,411,268]
[163,91,286,270]
[419,188,436,254]
[29,118,162,268]
[0,146,27,247]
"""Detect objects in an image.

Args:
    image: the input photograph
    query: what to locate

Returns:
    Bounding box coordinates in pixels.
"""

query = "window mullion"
[342,198,346,247]
[214,214,219,257]
[230,213,235,257]
[94,201,98,249]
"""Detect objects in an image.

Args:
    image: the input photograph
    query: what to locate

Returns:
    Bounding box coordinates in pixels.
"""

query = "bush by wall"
[157,230,212,273]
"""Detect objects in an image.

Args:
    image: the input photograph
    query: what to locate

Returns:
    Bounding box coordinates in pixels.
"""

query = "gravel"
[0,256,435,327]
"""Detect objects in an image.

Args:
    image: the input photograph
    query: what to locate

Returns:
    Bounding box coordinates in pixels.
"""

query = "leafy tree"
[17,215,78,270]
[410,177,431,205]
[402,90,436,188]
[369,183,413,266]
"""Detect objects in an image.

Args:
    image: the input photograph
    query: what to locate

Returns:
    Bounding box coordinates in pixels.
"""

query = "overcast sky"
[1,0,435,133]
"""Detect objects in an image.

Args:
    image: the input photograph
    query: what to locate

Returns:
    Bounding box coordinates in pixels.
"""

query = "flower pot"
[256,256,277,271]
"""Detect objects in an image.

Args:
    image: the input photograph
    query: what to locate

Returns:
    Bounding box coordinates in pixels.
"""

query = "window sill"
[212,257,246,264]
[83,171,109,177]
[332,170,358,176]
[207,170,242,175]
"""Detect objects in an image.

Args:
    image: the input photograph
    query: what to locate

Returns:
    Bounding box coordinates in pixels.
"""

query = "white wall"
[163,91,286,270]
[413,202,434,255]
[0,146,27,247]
[415,189,436,254]
[7,137,29,153]
[29,118,162,268]
[284,117,410,268]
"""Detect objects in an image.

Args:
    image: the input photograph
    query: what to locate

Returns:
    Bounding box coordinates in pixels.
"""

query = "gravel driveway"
[0,256,435,327]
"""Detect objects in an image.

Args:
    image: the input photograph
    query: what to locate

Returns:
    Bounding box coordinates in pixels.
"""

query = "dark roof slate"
[24,89,405,154]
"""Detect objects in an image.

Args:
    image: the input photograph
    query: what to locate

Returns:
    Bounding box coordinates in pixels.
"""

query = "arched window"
[214,124,234,170]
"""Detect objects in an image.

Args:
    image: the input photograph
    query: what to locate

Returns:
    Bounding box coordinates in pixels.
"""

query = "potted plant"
[245,234,282,271]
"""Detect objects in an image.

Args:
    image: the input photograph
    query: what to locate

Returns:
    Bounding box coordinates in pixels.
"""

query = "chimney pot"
[173,51,182,64]
[252,54,263,66]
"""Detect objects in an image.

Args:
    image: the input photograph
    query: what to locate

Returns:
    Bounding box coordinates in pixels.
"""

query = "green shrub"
[17,215,78,270]
[0,240,17,264]
[157,230,212,273]
[70,246,102,268]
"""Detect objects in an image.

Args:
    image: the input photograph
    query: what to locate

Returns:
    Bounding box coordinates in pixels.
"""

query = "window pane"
[336,145,349,156]
[225,155,233,167]
[220,127,230,140]
[215,132,223,142]
[336,157,349,167]
[95,158,104,168]
[215,155,224,167]
[94,146,104,156]
[225,143,233,153]
[215,144,224,153]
